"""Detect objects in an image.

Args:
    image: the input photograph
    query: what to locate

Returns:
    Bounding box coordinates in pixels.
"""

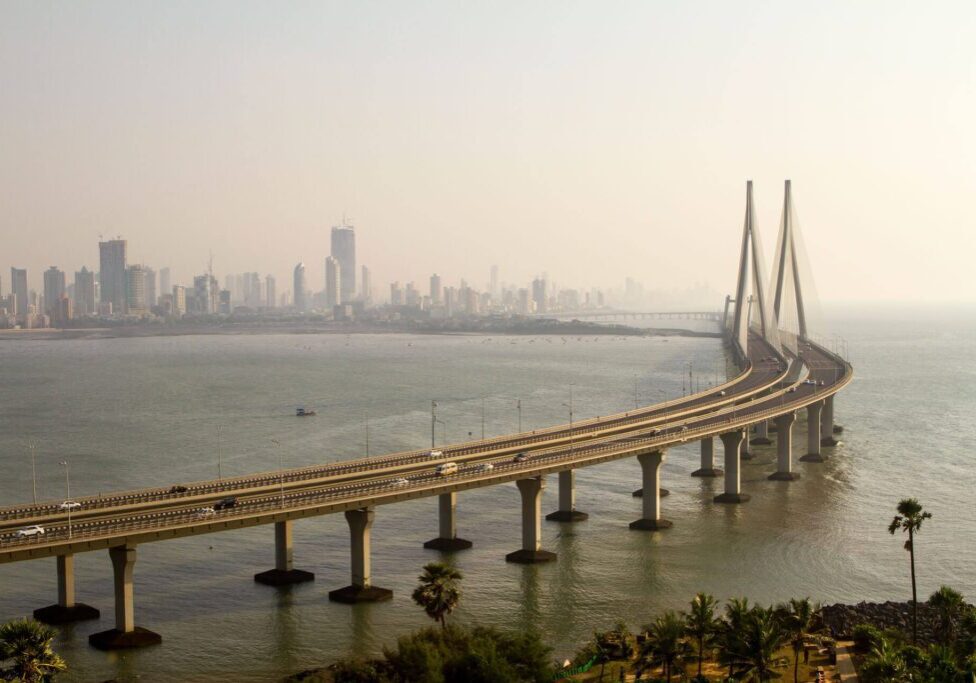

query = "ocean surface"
[0,306,974,682]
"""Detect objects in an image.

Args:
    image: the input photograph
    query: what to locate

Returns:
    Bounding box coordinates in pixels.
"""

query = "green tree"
[859,636,908,683]
[590,623,634,682]
[718,597,751,679]
[737,606,786,683]
[777,597,816,683]
[685,592,719,679]
[638,611,689,683]
[888,498,932,645]
[0,618,67,683]
[929,585,966,645]
[411,562,463,629]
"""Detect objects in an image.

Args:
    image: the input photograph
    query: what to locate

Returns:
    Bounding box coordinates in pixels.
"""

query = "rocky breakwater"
[819,601,967,644]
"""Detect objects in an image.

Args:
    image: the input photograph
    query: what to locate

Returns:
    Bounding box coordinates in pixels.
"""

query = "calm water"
[0,307,974,682]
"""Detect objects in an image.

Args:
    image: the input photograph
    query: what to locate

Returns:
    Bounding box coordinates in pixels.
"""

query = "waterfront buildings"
[10,268,28,317]
[99,239,127,315]
[43,267,66,318]
[325,256,341,309]
[265,275,276,308]
[331,223,356,303]
[74,267,96,317]
[126,265,149,316]
[293,263,307,312]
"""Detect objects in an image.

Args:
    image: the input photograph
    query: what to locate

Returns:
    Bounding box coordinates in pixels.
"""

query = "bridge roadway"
[0,334,851,649]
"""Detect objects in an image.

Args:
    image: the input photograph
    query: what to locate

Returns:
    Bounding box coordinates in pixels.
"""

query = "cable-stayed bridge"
[0,180,852,650]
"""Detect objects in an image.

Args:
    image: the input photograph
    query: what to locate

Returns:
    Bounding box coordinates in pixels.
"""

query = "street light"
[28,442,37,505]
[217,426,222,481]
[516,398,522,433]
[562,384,575,456]
[365,411,370,457]
[59,460,72,539]
[481,397,486,440]
[431,401,445,448]
[634,377,639,409]
[272,439,283,508]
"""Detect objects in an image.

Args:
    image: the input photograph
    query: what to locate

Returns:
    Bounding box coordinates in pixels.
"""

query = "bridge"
[536,310,723,322]
[0,180,851,650]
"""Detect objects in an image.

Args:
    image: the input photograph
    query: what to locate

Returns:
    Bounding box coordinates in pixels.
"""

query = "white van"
[428,450,444,459]
[435,462,459,476]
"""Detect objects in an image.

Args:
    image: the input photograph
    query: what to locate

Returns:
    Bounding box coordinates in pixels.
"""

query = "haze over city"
[2,1,974,304]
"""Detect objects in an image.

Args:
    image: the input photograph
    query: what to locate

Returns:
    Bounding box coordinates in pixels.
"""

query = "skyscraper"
[145,267,157,310]
[490,265,499,299]
[99,239,127,315]
[10,268,27,317]
[43,267,65,317]
[126,265,149,315]
[293,263,307,312]
[330,223,356,303]
[74,267,96,317]
[532,277,548,313]
[159,267,171,301]
[265,275,276,308]
[325,256,341,308]
[172,285,186,317]
[429,274,442,304]
[360,265,371,305]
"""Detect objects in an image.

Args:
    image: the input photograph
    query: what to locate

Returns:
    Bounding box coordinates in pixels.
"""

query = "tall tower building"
[10,268,28,317]
[159,267,171,300]
[325,256,341,308]
[429,274,442,305]
[265,274,276,308]
[74,267,96,317]
[43,267,66,317]
[145,267,156,310]
[293,263,307,312]
[330,223,356,303]
[126,265,149,315]
[532,277,548,313]
[360,265,372,305]
[99,239,128,315]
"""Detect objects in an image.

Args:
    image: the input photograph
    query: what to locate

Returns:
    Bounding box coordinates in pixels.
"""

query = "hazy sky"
[1,2,974,303]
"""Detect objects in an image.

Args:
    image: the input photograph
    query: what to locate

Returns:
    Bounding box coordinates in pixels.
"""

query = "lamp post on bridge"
[516,398,522,433]
[431,401,445,448]
[634,376,639,409]
[272,439,283,509]
[217,426,222,482]
[364,411,370,457]
[28,441,37,505]
[481,397,486,440]
[59,459,72,539]
[562,384,575,456]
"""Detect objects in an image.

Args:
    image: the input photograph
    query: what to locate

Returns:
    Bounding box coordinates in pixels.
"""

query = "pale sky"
[1,1,974,303]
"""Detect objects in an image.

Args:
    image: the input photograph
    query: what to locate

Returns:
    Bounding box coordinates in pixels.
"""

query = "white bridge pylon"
[769,179,813,355]
[730,180,781,358]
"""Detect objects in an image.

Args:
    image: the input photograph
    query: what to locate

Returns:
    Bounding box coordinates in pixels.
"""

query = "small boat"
[296,407,317,417]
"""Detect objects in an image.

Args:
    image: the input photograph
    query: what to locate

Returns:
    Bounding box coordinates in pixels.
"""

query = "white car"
[15,525,45,538]
[427,450,444,459]
[393,477,410,487]
[59,501,81,511]
[476,463,494,472]
[196,507,215,517]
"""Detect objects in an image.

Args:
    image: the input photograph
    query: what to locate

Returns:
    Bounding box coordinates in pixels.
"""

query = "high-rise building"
[330,223,356,303]
[390,282,403,306]
[126,265,149,315]
[99,239,127,315]
[405,282,420,308]
[429,274,442,304]
[172,285,186,317]
[532,277,548,313]
[490,265,499,299]
[74,267,96,317]
[10,268,27,317]
[159,267,171,301]
[265,275,276,308]
[43,267,66,317]
[145,267,157,310]
[293,263,307,312]
[325,256,341,308]
[360,265,371,305]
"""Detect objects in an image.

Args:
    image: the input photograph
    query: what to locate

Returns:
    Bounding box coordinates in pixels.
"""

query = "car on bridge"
[59,501,81,511]
[512,452,529,463]
[427,450,443,459]
[15,525,45,538]
[435,463,459,476]
[214,497,237,511]
[169,485,189,494]
[392,477,410,487]
[196,507,215,517]
[476,463,494,472]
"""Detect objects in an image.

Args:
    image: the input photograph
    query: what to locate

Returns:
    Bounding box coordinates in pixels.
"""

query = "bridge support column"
[424,492,474,549]
[33,554,100,624]
[255,520,315,585]
[630,451,672,530]
[691,437,723,477]
[546,470,588,522]
[821,395,838,446]
[800,401,825,462]
[750,420,772,446]
[89,545,161,650]
[330,508,392,603]
[506,477,556,563]
[768,412,800,481]
[714,430,750,503]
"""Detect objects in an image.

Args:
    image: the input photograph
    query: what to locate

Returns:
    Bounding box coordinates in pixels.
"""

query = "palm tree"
[929,585,966,645]
[686,592,719,679]
[888,498,932,644]
[638,611,689,683]
[859,636,907,683]
[0,618,67,683]
[718,597,751,679]
[410,561,463,628]
[738,606,786,683]
[778,597,816,683]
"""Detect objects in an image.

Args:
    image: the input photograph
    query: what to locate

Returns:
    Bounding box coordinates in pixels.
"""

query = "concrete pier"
[89,545,161,650]
[768,412,800,481]
[546,470,588,522]
[630,451,672,530]
[631,487,669,498]
[821,395,838,446]
[33,554,100,624]
[750,420,772,445]
[424,492,474,549]
[506,477,557,563]
[254,520,315,585]
[329,508,392,603]
[691,436,723,477]
[714,430,750,503]
[800,400,825,462]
